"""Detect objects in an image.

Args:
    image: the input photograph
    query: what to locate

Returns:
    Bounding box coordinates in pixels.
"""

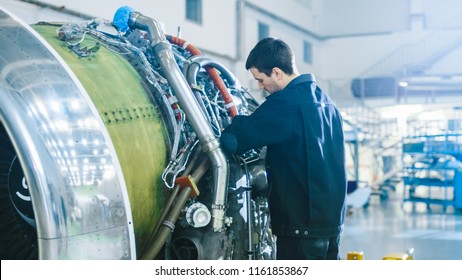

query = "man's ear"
[272,67,284,80]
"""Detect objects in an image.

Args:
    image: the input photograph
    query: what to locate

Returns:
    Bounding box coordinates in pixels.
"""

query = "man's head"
[245,37,299,94]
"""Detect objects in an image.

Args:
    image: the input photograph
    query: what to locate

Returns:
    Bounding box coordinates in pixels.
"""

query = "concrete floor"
[339,185,462,260]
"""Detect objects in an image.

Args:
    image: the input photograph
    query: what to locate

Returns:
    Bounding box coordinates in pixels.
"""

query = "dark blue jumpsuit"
[221,74,347,260]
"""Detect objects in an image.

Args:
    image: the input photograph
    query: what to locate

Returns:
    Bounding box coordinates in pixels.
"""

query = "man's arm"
[220,104,293,154]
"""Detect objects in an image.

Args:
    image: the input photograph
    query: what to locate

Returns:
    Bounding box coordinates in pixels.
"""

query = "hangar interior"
[0,0,461,260]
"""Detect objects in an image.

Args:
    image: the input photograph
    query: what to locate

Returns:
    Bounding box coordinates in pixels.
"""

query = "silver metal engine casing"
[0,8,136,259]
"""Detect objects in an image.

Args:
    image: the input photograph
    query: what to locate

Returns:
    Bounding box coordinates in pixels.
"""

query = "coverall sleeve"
[220,103,293,155]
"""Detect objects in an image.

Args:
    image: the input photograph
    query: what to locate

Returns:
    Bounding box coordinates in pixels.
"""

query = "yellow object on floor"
[347,251,364,260]
[383,248,414,260]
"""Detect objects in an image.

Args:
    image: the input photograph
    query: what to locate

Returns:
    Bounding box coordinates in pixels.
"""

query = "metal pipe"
[140,184,181,259]
[141,155,210,260]
[167,35,238,118]
[127,10,229,231]
[242,160,255,260]
[182,144,203,176]
[191,156,211,183]
[187,56,247,115]
[184,65,223,135]
[189,56,238,87]
[141,186,192,260]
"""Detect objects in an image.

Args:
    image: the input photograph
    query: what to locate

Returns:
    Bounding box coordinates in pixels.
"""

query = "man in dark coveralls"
[220,37,347,260]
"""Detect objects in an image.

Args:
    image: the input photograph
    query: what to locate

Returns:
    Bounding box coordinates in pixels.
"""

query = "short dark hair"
[245,37,294,76]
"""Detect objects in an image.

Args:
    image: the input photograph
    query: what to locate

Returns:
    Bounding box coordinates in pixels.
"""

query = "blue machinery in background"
[402,119,462,211]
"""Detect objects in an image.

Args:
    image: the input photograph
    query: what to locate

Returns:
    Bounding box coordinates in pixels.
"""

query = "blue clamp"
[113,6,134,33]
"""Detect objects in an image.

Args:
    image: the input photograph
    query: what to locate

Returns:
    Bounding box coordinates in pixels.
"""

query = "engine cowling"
[0,7,272,260]
[0,8,167,259]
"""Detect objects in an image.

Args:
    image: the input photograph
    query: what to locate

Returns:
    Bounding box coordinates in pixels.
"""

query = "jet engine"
[0,6,274,260]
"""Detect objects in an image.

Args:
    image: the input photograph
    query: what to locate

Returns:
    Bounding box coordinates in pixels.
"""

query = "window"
[303,41,312,64]
[186,0,202,24]
[258,22,269,41]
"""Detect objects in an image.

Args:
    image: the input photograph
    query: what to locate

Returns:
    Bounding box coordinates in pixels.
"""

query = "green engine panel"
[32,24,169,255]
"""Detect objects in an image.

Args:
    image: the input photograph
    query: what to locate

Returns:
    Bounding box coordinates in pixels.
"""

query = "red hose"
[167,35,238,118]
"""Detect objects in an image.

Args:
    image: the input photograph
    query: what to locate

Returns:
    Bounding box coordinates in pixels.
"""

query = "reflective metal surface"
[0,8,136,259]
